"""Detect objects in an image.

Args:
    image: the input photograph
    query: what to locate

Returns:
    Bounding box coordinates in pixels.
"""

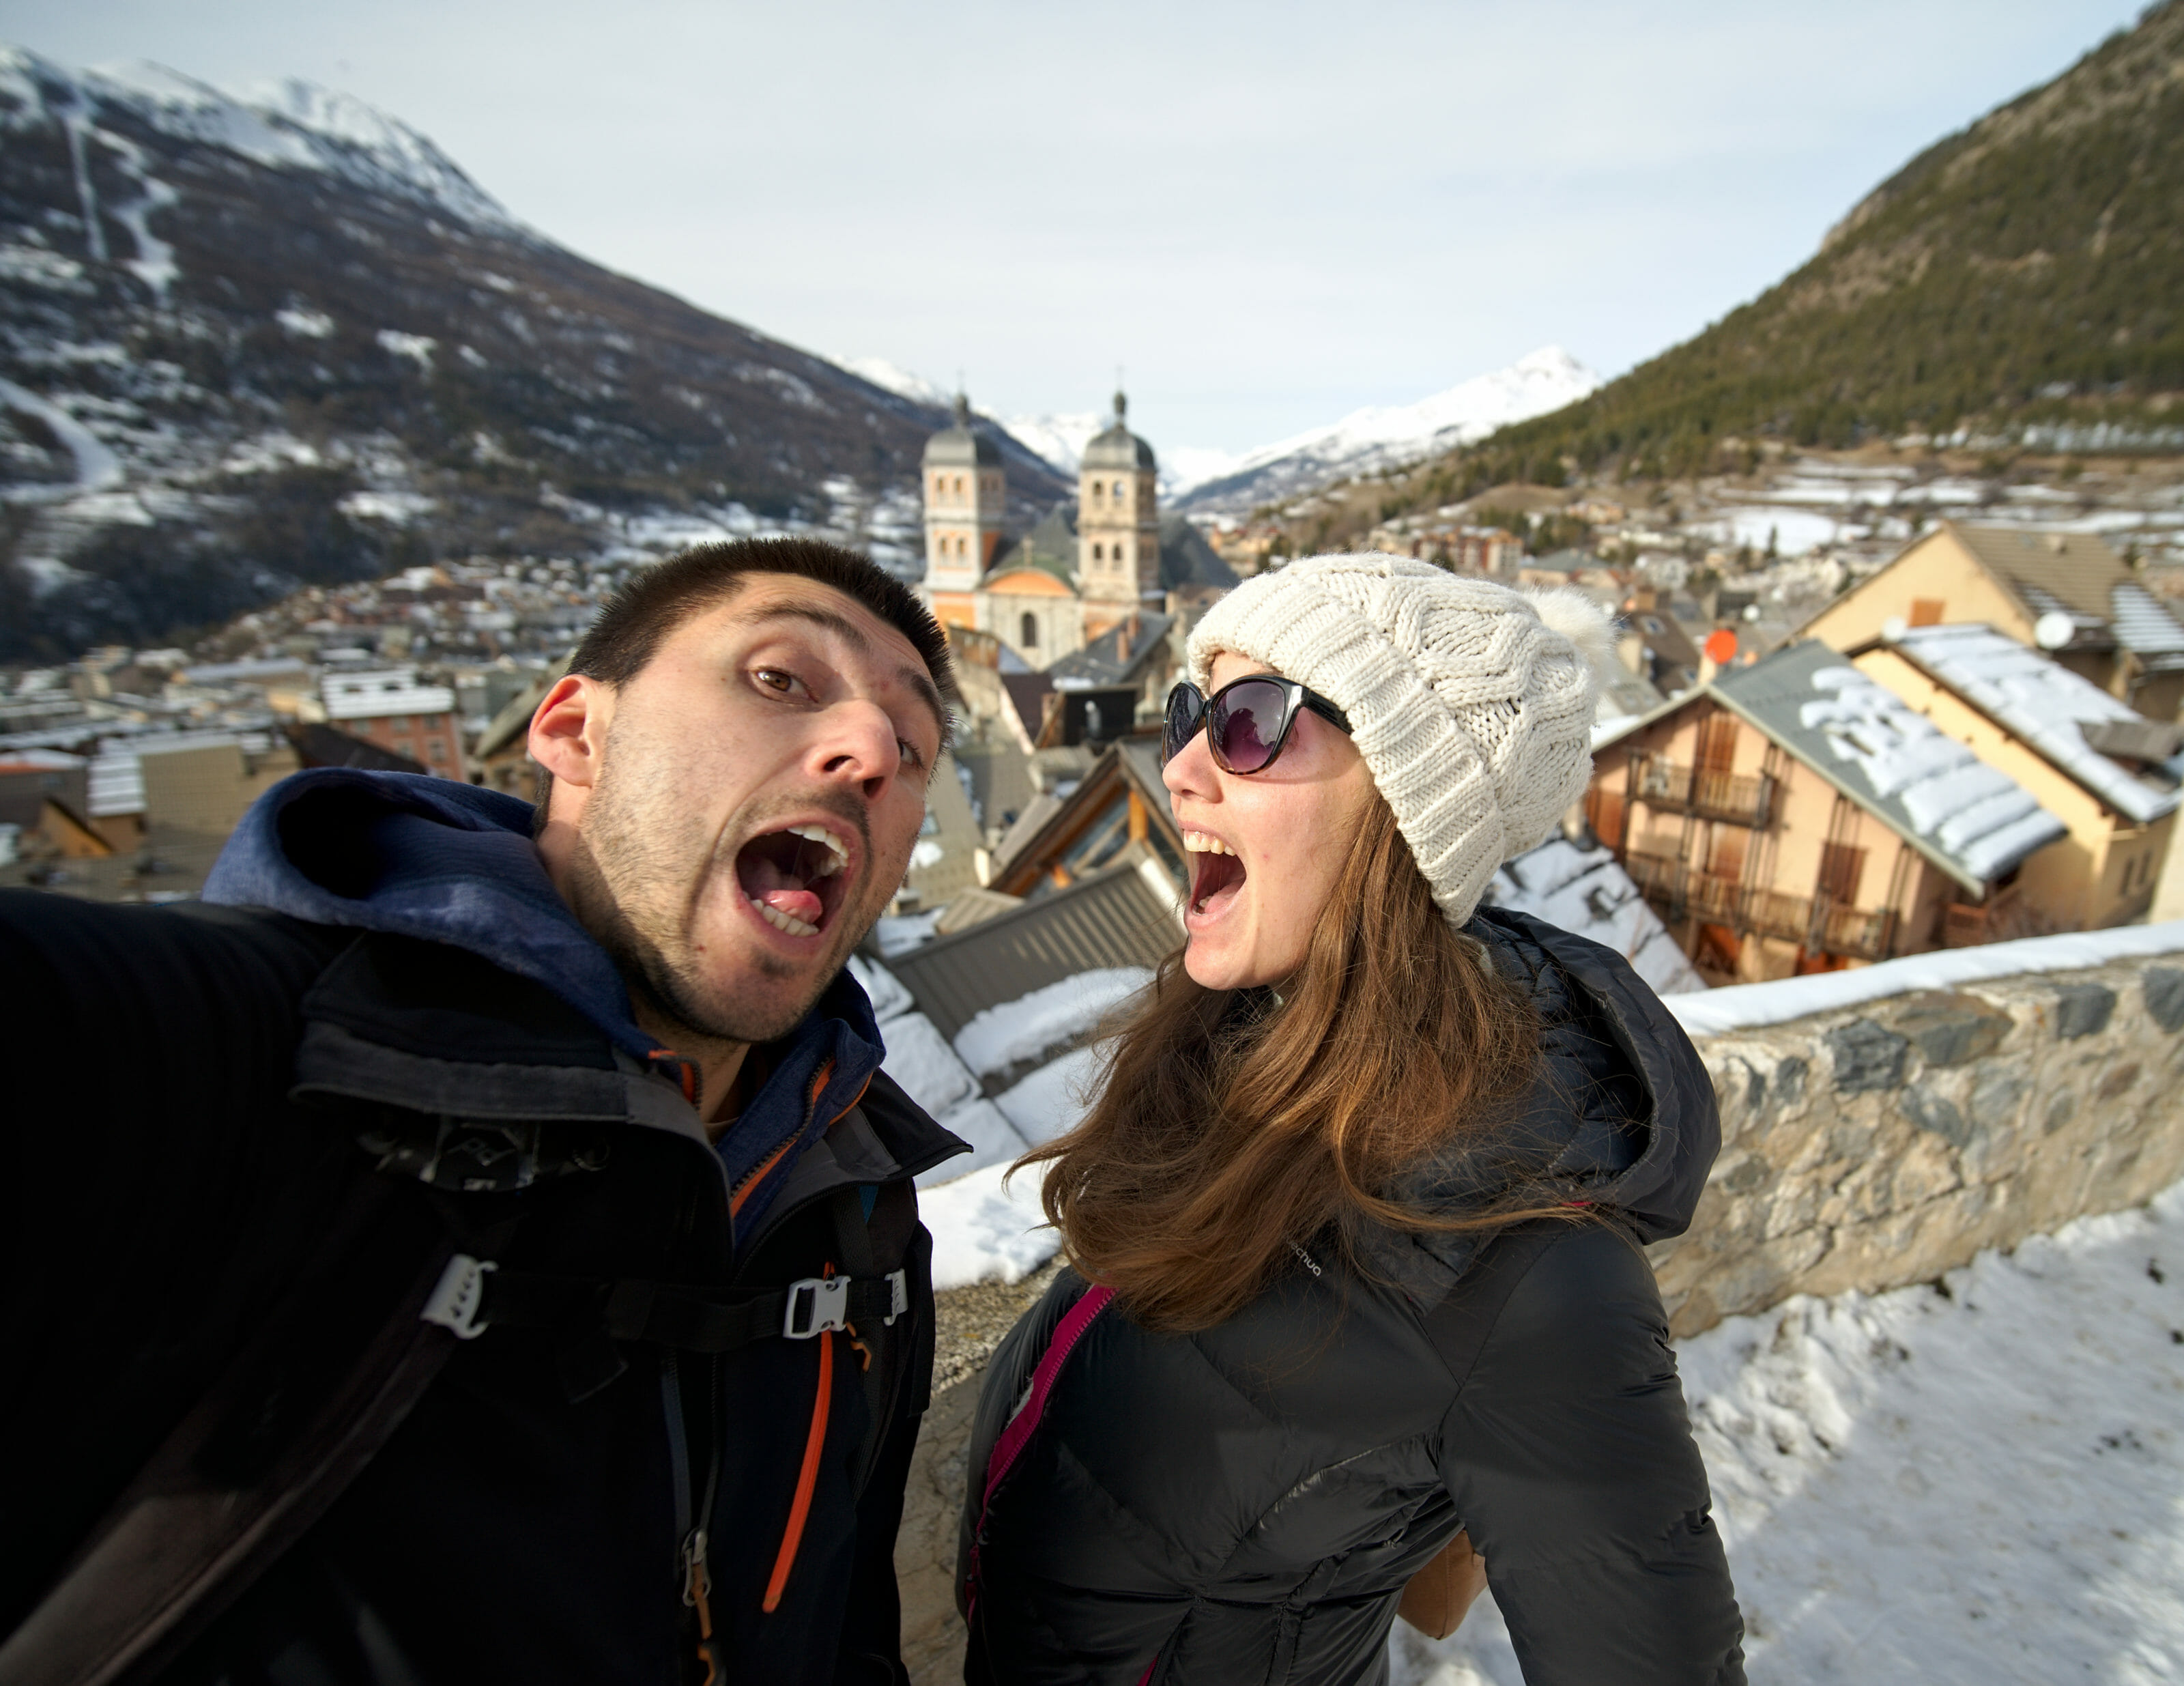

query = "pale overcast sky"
[1,1,2151,452]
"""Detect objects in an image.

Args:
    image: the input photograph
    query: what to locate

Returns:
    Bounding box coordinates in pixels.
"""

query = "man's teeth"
[749,896,819,937]
[784,823,848,877]
[1183,829,1236,857]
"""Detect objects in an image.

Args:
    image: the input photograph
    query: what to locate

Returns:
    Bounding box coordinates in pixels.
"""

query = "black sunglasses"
[1163,674,1351,775]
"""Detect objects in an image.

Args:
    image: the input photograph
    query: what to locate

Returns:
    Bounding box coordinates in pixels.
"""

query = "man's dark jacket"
[958,909,1746,1685]
[0,770,964,1685]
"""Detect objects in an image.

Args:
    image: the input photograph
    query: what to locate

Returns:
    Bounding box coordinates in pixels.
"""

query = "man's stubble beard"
[566,727,885,1052]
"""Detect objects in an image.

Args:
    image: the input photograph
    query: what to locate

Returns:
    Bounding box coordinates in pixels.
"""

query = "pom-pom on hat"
[1186,552,1610,926]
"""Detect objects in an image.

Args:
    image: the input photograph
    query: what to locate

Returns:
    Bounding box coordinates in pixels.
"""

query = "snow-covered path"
[0,374,124,497]
[1396,1182,2184,1684]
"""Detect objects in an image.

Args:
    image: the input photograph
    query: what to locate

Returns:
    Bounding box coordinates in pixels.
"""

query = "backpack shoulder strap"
[0,1179,511,1686]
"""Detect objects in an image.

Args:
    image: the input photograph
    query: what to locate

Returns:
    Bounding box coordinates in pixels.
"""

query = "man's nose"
[809,701,902,801]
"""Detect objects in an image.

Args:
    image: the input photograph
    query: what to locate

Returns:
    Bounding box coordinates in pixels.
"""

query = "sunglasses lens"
[1163,685,1204,762]
[1210,680,1287,772]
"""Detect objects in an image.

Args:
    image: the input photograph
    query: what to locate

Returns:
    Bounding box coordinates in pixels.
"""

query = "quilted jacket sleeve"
[1435,1223,1747,1685]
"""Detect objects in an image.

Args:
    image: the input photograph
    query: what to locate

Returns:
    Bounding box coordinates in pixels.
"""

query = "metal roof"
[1939,523,2184,663]
[1046,612,1174,687]
[1157,513,1240,592]
[1887,624,2181,824]
[882,854,1181,1042]
[1709,639,2067,891]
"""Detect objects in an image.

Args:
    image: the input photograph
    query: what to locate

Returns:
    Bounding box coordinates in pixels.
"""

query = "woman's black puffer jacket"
[957,907,1746,1685]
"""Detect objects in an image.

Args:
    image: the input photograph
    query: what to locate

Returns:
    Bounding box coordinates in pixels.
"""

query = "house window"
[1816,842,1867,906]
[1093,543,1104,562]
[1909,597,1945,627]
[1021,612,1039,648]
[1091,481,1104,501]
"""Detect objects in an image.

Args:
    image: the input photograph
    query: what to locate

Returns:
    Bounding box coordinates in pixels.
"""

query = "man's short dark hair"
[571,537,956,702]
[534,537,958,819]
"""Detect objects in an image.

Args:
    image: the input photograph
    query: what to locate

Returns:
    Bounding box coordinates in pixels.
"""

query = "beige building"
[1848,624,2178,934]
[1589,640,2072,984]
[1803,521,2184,720]
[915,393,1237,673]
[921,395,1008,635]
[321,668,465,780]
[1076,392,1161,640]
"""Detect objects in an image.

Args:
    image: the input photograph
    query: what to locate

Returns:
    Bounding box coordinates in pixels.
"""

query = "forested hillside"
[1409,1,2183,499]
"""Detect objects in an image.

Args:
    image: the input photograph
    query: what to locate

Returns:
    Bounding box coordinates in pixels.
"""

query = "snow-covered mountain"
[874,347,1603,513]
[0,45,1065,657]
[1173,347,1603,514]
[3,49,516,234]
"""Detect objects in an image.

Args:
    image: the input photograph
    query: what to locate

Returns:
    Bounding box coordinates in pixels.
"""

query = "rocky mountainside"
[0,48,1065,659]
[1406,1,2184,499]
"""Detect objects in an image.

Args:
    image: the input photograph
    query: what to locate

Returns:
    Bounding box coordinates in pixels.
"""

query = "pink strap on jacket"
[964,1283,1114,1622]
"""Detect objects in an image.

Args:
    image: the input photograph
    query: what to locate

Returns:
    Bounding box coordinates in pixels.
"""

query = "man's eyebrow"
[746,601,951,754]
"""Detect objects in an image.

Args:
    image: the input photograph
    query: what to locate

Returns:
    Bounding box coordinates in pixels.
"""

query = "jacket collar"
[211,770,907,1238]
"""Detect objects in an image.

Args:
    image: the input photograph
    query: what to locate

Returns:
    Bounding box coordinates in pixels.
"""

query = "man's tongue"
[745,852,824,926]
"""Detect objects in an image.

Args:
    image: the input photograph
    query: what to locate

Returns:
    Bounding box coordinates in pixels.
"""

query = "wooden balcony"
[1626,851,1895,962]
[1626,753,1777,829]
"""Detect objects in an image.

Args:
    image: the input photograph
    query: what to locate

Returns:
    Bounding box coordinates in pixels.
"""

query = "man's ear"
[529,674,614,806]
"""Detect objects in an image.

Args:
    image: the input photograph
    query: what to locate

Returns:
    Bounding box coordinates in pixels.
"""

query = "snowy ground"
[1394,1182,2184,1685]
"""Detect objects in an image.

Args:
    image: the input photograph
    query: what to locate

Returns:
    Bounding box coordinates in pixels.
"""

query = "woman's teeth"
[784,824,848,877]
[1182,829,1236,856]
[749,896,820,937]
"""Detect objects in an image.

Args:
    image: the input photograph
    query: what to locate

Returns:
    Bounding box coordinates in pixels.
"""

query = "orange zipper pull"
[682,1527,717,1686]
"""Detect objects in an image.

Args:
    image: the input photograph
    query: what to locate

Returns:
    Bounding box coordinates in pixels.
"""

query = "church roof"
[924,392,1003,468]
[1081,390,1155,471]
[1003,504,1080,586]
[1157,513,1240,592]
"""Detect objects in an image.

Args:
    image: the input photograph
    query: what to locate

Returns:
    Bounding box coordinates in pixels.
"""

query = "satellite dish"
[1703,628,1738,666]
[2034,611,2075,651]
[1880,616,1908,643]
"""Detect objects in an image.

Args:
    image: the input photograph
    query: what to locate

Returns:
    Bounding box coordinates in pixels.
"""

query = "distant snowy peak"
[1174,346,1602,512]
[838,356,948,406]
[0,44,515,231]
[1001,411,1104,478]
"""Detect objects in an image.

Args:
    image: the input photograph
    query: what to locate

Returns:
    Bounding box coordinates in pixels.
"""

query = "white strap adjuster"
[420,1253,497,1341]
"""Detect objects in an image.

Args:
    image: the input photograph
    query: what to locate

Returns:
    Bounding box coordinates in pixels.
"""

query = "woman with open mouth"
[957,554,1746,1683]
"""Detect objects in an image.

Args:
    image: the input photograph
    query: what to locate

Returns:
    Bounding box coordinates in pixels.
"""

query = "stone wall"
[1650,951,2184,1337]
[892,945,2184,1681]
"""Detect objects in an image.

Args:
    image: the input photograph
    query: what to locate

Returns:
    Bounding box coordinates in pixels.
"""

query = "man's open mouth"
[734,823,852,939]
[1183,828,1246,919]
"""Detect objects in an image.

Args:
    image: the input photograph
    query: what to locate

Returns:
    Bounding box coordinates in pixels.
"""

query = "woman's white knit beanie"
[1186,552,1611,926]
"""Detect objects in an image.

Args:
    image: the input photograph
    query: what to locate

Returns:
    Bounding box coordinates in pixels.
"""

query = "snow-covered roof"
[1942,523,2184,668]
[1712,640,2067,890]
[86,750,145,817]
[1888,625,2181,824]
[322,668,456,720]
[1484,836,1706,996]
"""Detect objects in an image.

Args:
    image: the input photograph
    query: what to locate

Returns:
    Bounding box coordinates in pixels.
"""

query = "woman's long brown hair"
[1018,792,1552,1334]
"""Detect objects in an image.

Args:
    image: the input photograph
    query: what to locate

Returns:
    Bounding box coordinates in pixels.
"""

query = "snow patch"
[922,1161,1059,1290]
[1394,1180,2184,1683]
[1664,917,2184,1038]
[375,330,437,371]
[994,1044,1104,1147]
[952,968,1151,1078]
[276,306,334,339]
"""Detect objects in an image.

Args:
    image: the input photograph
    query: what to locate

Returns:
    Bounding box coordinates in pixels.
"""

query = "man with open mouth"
[0,538,971,1685]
